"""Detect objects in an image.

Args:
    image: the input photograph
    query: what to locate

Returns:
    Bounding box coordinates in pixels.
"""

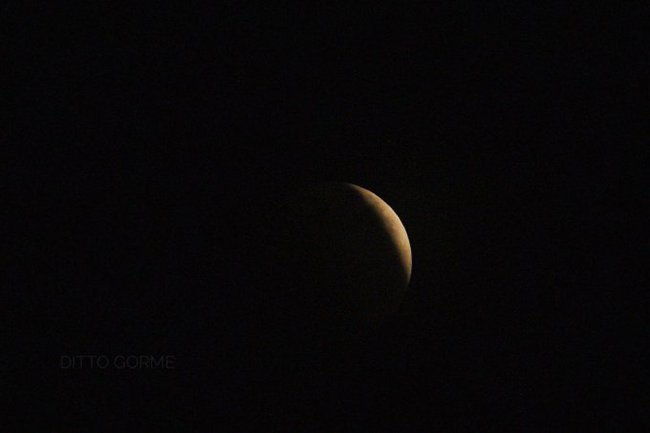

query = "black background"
[4,2,646,431]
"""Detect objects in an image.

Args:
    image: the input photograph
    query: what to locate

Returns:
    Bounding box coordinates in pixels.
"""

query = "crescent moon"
[348,183,412,286]
[257,181,413,338]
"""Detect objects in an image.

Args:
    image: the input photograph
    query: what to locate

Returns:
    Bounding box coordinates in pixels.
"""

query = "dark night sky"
[4,2,646,431]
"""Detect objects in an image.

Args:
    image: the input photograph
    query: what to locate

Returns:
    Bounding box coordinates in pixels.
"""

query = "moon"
[351,184,412,284]
[262,182,412,339]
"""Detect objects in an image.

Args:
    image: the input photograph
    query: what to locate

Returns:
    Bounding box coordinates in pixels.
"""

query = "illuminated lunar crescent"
[350,183,412,285]
[268,182,412,338]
